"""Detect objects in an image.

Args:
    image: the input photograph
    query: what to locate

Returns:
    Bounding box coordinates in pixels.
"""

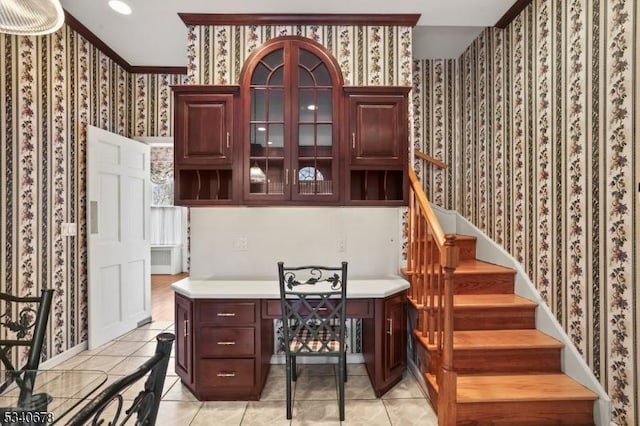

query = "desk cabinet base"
[175,292,406,400]
[175,298,273,401]
[362,291,407,397]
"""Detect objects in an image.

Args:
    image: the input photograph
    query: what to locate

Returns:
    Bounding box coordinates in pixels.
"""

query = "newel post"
[438,234,459,426]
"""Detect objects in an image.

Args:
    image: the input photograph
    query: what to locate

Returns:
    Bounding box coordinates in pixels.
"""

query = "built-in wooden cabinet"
[362,291,407,397]
[241,37,342,204]
[344,87,410,205]
[172,37,410,206]
[177,299,273,401]
[175,289,406,401]
[173,85,240,205]
[175,293,193,387]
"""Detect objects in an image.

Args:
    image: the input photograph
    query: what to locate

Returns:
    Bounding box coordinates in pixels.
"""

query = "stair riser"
[453,274,514,294]
[456,400,594,425]
[423,238,476,261]
[409,301,536,331]
[452,348,561,373]
[454,308,536,330]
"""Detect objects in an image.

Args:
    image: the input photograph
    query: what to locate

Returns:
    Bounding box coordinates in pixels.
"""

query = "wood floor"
[151,272,188,321]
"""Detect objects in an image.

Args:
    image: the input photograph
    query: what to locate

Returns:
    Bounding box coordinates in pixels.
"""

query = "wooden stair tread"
[405,259,515,275]
[408,259,516,275]
[453,294,536,308]
[416,329,563,350]
[409,294,537,310]
[455,373,598,403]
[455,259,515,275]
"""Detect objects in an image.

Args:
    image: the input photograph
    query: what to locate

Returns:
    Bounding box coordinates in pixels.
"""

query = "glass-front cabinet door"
[293,48,336,201]
[248,48,286,199]
[243,38,341,203]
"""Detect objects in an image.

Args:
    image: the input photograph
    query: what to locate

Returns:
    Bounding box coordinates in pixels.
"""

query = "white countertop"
[171,277,409,299]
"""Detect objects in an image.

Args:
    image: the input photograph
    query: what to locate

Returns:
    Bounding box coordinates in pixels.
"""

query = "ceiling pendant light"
[0,0,65,36]
[108,0,132,15]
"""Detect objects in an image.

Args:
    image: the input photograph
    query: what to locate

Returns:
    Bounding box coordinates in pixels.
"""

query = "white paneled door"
[87,126,151,349]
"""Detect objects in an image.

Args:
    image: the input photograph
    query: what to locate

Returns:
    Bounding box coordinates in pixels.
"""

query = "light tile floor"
[60,321,438,425]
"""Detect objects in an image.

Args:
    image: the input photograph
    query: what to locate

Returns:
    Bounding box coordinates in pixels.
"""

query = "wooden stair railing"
[414,150,448,169]
[407,167,458,426]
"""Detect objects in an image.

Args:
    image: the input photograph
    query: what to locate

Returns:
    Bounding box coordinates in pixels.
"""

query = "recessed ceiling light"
[257,127,266,132]
[108,0,131,15]
[307,105,317,111]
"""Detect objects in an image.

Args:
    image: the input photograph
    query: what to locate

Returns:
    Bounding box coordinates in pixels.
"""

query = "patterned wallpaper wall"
[413,1,638,424]
[186,25,413,86]
[0,26,184,361]
[130,73,187,137]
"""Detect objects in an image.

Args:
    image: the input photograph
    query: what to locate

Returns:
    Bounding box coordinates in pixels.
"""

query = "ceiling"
[60,0,517,67]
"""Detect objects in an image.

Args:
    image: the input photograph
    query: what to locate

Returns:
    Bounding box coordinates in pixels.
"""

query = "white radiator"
[150,244,182,275]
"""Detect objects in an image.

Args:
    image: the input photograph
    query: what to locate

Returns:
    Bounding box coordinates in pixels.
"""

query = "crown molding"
[64,10,187,75]
[179,13,421,27]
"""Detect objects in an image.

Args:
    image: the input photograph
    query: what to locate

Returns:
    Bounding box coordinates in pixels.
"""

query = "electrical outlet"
[61,222,77,237]
[234,237,248,251]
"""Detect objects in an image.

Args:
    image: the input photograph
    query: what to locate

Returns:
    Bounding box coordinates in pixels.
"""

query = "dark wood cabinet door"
[345,87,409,167]
[175,92,235,165]
[384,292,406,381]
[173,85,240,205]
[175,293,193,385]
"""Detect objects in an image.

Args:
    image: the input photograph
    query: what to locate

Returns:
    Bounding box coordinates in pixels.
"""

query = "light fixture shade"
[0,0,65,36]
[249,164,267,184]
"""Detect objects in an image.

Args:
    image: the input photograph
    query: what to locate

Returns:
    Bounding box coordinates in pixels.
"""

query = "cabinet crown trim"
[178,13,420,27]
[172,85,240,94]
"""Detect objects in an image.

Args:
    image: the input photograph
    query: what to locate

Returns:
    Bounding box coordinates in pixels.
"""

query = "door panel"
[88,126,151,349]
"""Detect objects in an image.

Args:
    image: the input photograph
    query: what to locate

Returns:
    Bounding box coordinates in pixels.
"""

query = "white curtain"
[150,206,184,245]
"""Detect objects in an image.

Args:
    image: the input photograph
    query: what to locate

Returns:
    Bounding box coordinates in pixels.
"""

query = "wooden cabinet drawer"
[200,359,255,387]
[262,298,373,319]
[197,300,257,324]
[199,327,255,357]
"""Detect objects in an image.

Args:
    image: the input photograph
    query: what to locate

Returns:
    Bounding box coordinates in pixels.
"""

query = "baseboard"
[408,358,432,403]
[39,342,88,369]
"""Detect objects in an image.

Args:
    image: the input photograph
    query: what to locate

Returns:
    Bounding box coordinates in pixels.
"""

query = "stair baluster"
[407,168,458,426]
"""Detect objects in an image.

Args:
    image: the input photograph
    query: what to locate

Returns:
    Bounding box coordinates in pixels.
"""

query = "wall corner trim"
[493,0,533,29]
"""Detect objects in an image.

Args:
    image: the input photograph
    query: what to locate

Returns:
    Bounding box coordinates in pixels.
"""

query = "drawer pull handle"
[217,372,236,378]
[217,341,236,345]
[226,131,230,149]
[217,313,236,317]
[352,132,356,149]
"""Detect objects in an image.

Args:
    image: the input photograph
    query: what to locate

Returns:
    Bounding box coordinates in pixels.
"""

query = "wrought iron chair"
[0,288,54,423]
[65,332,174,426]
[277,261,348,421]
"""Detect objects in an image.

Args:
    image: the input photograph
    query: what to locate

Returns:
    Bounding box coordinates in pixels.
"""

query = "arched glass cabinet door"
[240,37,343,203]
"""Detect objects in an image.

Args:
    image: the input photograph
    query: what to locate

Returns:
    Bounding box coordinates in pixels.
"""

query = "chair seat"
[289,326,340,353]
[289,326,342,353]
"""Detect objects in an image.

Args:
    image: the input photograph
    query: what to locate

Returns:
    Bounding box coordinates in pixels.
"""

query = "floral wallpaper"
[187,24,413,86]
[0,26,185,363]
[414,1,639,424]
[130,73,187,137]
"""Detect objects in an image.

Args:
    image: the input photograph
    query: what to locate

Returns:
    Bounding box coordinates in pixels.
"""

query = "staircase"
[405,167,598,425]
